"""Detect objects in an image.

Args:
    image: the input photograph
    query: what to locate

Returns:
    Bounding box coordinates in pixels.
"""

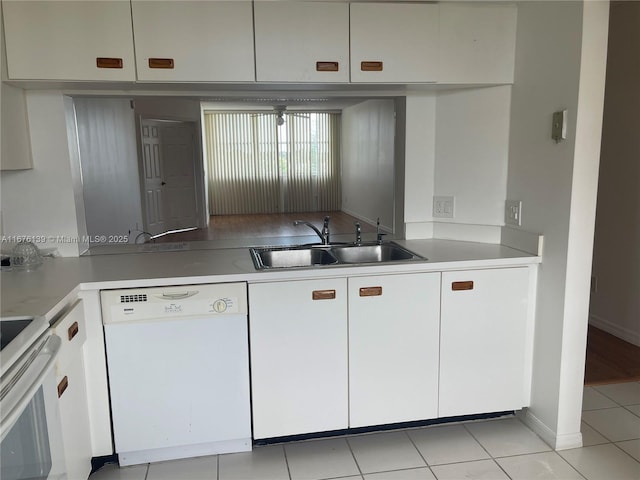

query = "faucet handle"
[323,216,331,227]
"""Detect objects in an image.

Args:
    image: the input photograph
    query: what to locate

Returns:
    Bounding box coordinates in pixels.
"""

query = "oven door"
[1,332,66,480]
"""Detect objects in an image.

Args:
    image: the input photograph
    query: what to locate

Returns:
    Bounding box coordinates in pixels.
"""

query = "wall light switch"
[433,195,455,218]
[552,109,567,143]
[505,200,522,226]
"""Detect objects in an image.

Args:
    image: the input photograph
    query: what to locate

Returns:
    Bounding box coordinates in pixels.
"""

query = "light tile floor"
[90,383,640,480]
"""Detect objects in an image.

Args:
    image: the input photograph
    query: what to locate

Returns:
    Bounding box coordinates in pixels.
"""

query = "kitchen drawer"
[51,300,86,374]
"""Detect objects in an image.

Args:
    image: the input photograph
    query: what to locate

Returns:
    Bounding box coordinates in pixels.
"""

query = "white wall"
[402,86,511,242]
[590,0,640,346]
[433,86,511,242]
[0,91,84,256]
[507,0,609,449]
[341,99,395,231]
[74,97,143,244]
[403,93,436,239]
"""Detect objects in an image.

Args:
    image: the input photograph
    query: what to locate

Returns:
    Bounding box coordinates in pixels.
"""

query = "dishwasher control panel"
[101,283,247,324]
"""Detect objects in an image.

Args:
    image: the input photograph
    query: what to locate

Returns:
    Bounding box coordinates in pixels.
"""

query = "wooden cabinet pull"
[96,57,123,69]
[68,321,79,341]
[148,58,175,69]
[361,61,383,72]
[57,376,69,398]
[312,289,336,300]
[452,281,474,291]
[359,286,382,297]
[316,61,339,72]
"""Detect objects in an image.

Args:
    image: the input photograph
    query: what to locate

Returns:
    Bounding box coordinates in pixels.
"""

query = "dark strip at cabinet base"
[253,410,516,445]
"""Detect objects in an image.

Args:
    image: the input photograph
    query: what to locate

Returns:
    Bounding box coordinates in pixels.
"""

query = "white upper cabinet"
[253,1,349,83]
[131,1,255,82]
[350,3,439,83]
[2,0,135,81]
[1,2,32,170]
[438,3,517,84]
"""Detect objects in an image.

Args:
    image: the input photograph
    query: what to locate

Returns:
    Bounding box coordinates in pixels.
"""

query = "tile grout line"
[591,383,639,406]
[611,441,640,466]
[462,422,495,460]
[403,429,439,479]
[216,454,220,480]
[281,444,293,480]
[344,436,365,478]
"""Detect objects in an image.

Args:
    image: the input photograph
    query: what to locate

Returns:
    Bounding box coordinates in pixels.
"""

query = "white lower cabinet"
[348,273,441,427]
[439,267,530,417]
[52,300,92,480]
[249,266,533,438]
[249,279,348,439]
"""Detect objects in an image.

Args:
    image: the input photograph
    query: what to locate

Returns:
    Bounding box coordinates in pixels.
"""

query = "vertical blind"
[203,112,341,215]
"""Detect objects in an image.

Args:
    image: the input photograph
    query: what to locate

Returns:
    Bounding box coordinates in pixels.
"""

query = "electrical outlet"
[505,200,522,226]
[433,196,455,218]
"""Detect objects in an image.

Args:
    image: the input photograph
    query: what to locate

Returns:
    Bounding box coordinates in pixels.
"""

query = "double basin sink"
[250,242,426,270]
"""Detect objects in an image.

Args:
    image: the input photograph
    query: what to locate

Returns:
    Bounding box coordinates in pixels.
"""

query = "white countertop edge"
[79,255,540,291]
[2,239,541,319]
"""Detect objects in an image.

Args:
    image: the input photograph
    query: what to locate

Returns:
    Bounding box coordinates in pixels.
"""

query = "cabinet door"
[53,300,92,480]
[254,1,349,83]
[1,84,32,170]
[438,4,517,84]
[2,0,135,81]
[249,279,348,439]
[439,268,530,418]
[349,273,440,427]
[132,1,255,82]
[350,3,438,83]
[57,358,92,480]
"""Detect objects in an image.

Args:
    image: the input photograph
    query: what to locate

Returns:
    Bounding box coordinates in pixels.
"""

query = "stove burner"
[0,318,34,350]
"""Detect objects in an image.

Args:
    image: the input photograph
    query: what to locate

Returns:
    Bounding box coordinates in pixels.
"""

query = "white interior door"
[141,121,165,236]
[141,119,199,236]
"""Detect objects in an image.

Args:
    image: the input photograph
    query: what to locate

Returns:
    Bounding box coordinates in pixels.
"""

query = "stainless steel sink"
[251,247,338,269]
[250,242,425,270]
[330,244,423,264]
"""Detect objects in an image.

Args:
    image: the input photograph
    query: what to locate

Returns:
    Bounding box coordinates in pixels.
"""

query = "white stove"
[1,316,49,368]
[0,316,66,480]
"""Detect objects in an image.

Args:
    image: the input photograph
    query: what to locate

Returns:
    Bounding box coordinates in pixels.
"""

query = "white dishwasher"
[101,283,251,466]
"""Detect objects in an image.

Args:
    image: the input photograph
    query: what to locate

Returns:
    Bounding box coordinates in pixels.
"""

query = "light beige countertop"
[1,239,540,319]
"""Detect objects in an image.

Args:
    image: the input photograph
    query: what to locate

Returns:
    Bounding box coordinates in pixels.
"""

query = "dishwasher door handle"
[156,291,198,300]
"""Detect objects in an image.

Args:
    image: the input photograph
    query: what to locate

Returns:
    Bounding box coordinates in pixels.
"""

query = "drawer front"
[52,300,87,373]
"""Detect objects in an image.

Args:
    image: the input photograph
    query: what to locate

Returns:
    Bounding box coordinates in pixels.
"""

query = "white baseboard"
[518,409,583,451]
[589,314,640,347]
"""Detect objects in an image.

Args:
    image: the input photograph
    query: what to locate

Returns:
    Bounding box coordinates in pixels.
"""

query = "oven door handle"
[0,333,62,441]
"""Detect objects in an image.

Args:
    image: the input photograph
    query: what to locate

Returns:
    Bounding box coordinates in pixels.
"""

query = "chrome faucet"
[354,222,362,246]
[376,217,387,245]
[293,216,331,245]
